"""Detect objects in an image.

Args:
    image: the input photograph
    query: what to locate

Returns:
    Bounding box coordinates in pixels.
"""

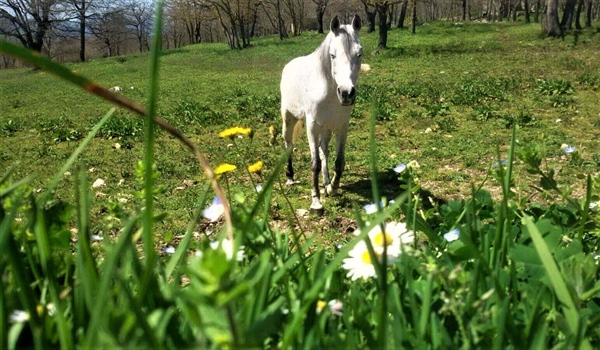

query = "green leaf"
[523,216,592,349]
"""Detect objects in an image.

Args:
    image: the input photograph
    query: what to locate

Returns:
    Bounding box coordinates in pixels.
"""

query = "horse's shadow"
[340,170,446,211]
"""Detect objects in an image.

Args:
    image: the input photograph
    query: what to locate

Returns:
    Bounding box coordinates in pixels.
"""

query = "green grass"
[2,16,600,348]
[4,21,599,243]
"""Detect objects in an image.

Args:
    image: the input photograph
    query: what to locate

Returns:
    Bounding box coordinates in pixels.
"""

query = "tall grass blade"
[523,216,592,349]
[141,0,165,269]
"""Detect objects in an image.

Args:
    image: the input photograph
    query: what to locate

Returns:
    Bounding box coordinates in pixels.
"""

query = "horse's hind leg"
[282,112,297,185]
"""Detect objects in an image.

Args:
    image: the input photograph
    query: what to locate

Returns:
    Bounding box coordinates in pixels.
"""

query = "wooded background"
[1,0,599,68]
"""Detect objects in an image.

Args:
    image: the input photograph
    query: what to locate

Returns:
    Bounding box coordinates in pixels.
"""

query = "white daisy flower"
[366,221,415,261]
[316,299,343,316]
[342,241,377,281]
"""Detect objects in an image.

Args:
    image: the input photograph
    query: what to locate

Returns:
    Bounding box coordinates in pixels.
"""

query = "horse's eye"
[330,54,336,59]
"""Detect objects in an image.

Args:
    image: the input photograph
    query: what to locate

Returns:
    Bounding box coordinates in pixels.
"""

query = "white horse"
[281,15,362,214]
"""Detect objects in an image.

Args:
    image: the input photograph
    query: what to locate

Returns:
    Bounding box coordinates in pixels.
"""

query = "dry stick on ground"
[0,42,234,241]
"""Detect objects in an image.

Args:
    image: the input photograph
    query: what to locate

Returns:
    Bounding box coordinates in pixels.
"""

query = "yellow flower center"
[316,300,326,310]
[361,250,372,264]
[374,232,393,247]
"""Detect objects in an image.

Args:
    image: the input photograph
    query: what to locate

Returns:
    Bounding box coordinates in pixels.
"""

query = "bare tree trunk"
[575,0,584,29]
[560,0,577,30]
[412,0,417,33]
[585,0,592,26]
[398,0,408,27]
[362,1,377,33]
[542,0,562,36]
[534,0,541,21]
[376,2,389,49]
[524,0,531,22]
[80,0,86,62]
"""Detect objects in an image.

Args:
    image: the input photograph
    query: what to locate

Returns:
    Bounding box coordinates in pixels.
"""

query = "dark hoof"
[310,207,325,216]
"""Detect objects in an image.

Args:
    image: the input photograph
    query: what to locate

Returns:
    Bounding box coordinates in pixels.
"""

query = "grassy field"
[2,21,599,246]
[2,18,600,348]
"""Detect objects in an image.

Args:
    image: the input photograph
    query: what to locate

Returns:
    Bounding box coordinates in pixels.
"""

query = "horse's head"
[328,15,362,106]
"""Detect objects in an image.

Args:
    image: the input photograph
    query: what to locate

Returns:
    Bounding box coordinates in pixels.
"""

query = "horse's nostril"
[349,87,356,98]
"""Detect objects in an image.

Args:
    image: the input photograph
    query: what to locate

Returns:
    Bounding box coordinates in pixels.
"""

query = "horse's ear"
[330,16,340,35]
[352,15,362,32]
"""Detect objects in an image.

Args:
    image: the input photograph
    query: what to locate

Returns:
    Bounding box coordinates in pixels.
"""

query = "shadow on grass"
[341,170,447,211]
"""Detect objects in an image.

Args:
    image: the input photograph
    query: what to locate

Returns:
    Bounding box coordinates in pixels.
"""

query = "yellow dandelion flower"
[219,127,253,139]
[214,163,237,175]
[268,126,276,145]
[247,161,263,174]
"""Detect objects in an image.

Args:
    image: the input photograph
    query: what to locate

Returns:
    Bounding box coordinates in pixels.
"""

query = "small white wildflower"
[203,197,224,222]
[393,163,407,173]
[555,118,561,123]
[91,178,105,188]
[9,310,29,323]
[91,234,103,241]
[210,238,244,261]
[328,299,343,316]
[163,246,176,254]
[443,228,460,242]
[316,299,343,316]
[114,143,121,150]
[255,184,263,192]
[63,171,71,177]
[46,303,56,316]
[407,160,420,169]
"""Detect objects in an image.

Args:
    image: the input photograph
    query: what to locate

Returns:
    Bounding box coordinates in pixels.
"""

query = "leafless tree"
[312,0,329,33]
[87,6,128,56]
[282,0,305,35]
[205,0,258,49]
[123,0,153,52]
[63,0,112,61]
[0,0,64,52]
[261,0,289,39]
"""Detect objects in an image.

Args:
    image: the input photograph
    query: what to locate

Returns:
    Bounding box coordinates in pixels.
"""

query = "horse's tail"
[292,119,304,143]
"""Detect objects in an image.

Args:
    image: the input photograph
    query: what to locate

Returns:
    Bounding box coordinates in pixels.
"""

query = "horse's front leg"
[329,121,349,195]
[307,120,324,214]
[282,113,297,185]
[320,130,333,196]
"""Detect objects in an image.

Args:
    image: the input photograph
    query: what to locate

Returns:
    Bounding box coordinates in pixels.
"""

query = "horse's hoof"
[310,207,325,216]
[325,184,337,196]
[285,179,295,186]
[310,200,324,216]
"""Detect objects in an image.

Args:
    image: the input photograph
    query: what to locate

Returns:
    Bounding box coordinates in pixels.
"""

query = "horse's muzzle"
[338,86,356,106]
